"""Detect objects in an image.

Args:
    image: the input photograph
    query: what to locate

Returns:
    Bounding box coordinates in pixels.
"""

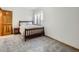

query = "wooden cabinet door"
[2,11,12,35]
[6,11,12,24]
[0,9,12,36]
[3,11,12,24]
[3,24,12,35]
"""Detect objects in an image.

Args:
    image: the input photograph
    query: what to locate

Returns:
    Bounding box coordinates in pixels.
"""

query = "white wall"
[43,7,79,49]
[3,7,33,28]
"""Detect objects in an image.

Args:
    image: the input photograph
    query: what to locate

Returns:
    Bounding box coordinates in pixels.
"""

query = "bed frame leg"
[24,29,26,41]
[43,27,45,36]
[24,35,26,41]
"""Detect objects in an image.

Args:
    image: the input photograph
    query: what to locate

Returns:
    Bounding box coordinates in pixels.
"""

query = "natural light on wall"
[33,9,43,25]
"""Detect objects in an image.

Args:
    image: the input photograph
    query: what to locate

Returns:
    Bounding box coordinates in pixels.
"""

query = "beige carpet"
[0,35,78,52]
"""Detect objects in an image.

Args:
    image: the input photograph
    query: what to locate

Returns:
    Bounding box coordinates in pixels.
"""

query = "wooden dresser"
[0,8,13,36]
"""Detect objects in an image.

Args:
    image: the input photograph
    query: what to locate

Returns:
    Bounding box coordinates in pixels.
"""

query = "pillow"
[20,22,32,26]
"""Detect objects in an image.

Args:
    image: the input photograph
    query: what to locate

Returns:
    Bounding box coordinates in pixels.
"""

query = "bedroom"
[0,7,79,52]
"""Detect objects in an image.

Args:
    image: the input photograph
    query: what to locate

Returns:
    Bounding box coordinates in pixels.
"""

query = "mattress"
[20,25,43,35]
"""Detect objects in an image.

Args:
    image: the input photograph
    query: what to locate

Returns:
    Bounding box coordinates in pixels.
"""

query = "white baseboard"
[45,34,79,50]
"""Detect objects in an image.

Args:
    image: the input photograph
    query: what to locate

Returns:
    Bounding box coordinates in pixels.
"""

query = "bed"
[19,21,45,41]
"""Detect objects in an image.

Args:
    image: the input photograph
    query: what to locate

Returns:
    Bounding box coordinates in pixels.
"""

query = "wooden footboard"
[24,27,44,41]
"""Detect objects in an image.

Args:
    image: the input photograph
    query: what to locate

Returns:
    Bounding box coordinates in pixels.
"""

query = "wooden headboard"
[19,21,34,26]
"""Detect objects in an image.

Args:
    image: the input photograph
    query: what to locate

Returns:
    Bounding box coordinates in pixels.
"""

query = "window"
[33,10,43,25]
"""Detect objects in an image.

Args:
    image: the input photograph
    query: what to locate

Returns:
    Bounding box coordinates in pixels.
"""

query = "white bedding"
[20,25,43,35]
